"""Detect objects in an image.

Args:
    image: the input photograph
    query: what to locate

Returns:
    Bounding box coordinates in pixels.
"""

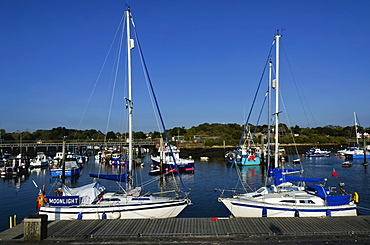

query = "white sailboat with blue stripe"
[38,7,190,221]
[219,32,358,218]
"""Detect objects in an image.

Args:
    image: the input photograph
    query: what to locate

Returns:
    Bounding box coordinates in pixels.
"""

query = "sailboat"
[341,112,370,160]
[219,33,358,217]
[37,7,190,220]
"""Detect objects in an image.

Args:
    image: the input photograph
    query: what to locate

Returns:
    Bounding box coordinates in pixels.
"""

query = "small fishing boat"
[109,153,127,165]
[151,143,194,174]
[30,152,52,168]
[225,126,261,166]
[50,154,81,177]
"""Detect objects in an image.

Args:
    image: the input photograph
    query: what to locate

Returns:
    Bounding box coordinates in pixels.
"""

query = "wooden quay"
[1,216,370,244]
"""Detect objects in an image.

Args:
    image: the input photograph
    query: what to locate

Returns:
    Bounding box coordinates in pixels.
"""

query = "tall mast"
[126,8,134,191]
[267,59,272,168]
[274,33,281,168]
[354,111,359,146]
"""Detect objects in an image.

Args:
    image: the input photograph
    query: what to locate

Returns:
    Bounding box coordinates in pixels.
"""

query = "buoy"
[352,192,359,203]
[339,156,343,159]
[301,154,304,157]
[77,213,83,220]
[294,210,300,217]
[326,209,331,216]
[102,213,107,219]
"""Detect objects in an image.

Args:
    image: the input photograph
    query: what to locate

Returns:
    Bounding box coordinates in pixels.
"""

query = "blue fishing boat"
[50,156,81,177]
[225,127,261,166]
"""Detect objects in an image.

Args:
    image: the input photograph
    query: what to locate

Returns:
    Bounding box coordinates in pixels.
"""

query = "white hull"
[220,198,357,217]
[30,161,49,167]
[151,156,194,165]
[40,198,188,221]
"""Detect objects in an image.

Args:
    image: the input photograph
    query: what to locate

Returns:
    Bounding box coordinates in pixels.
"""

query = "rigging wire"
[281,39,317,128]
[72,13,126,142]
[222,39,275,193]
[104,16,126,142]
[129,18,162,133]
[130,12,186,192]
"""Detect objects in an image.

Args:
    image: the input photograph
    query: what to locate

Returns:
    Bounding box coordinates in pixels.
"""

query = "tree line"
[1,123,369,146]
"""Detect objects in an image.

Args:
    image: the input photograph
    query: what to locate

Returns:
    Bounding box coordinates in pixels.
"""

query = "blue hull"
[240,157,260,166]
[226,156,261,166]
[50,169,80,177]
[351,154,370,159]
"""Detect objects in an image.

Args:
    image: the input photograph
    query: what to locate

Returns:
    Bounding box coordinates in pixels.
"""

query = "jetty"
[1,216,370,244]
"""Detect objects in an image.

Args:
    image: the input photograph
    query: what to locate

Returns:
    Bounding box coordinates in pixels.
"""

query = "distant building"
[172,136,185,142]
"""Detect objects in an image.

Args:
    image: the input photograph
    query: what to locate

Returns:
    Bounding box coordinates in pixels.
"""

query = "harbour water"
[1,150,369,232]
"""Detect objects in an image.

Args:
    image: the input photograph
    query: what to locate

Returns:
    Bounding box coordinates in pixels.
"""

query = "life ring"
[352,192,359,203]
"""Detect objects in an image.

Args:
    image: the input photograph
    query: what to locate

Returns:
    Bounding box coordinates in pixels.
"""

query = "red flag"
[332,168,338,178]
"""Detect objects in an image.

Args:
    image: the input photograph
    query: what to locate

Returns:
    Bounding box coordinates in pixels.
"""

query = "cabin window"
[299,200,315,204]
[280,200,295,203]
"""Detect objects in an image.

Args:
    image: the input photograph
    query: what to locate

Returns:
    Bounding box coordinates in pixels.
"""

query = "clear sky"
[1,0,369,134]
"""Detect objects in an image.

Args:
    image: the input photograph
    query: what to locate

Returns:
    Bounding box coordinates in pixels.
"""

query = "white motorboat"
[30,152,51,168]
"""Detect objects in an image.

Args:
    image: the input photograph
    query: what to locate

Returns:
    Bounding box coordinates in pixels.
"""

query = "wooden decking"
[1,216,370,244]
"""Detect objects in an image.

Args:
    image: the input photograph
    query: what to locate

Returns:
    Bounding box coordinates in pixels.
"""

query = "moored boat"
[150,144,194,174]
[37,7,190,220]
[219,32,358,218]
[306,148,331,157]
[30,152,52,168]
[225,126,261,166]
[342,161,352,167]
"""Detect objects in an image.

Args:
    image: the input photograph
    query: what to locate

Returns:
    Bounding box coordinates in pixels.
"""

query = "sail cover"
[62,182,105,204]
[271,168,326,186]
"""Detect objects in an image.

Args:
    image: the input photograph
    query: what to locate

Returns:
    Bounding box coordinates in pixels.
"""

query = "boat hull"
[306,154,330,157]
[220,198,357,217]
[151,157,195,173]
[50,169,80,177]
[347,154,370,160]
[39,198,189,220]
[225,157,261,166]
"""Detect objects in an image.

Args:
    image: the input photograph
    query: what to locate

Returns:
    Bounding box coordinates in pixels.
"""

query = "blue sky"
[1,0,369,134]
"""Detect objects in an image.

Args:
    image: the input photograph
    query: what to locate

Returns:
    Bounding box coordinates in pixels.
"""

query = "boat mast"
[273,33,281,168]
[354,111,359,146]
[126,8,134,191]
[267,59,272,168]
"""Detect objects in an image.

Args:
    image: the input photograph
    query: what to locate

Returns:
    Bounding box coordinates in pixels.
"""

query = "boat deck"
[1,216,370,244]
